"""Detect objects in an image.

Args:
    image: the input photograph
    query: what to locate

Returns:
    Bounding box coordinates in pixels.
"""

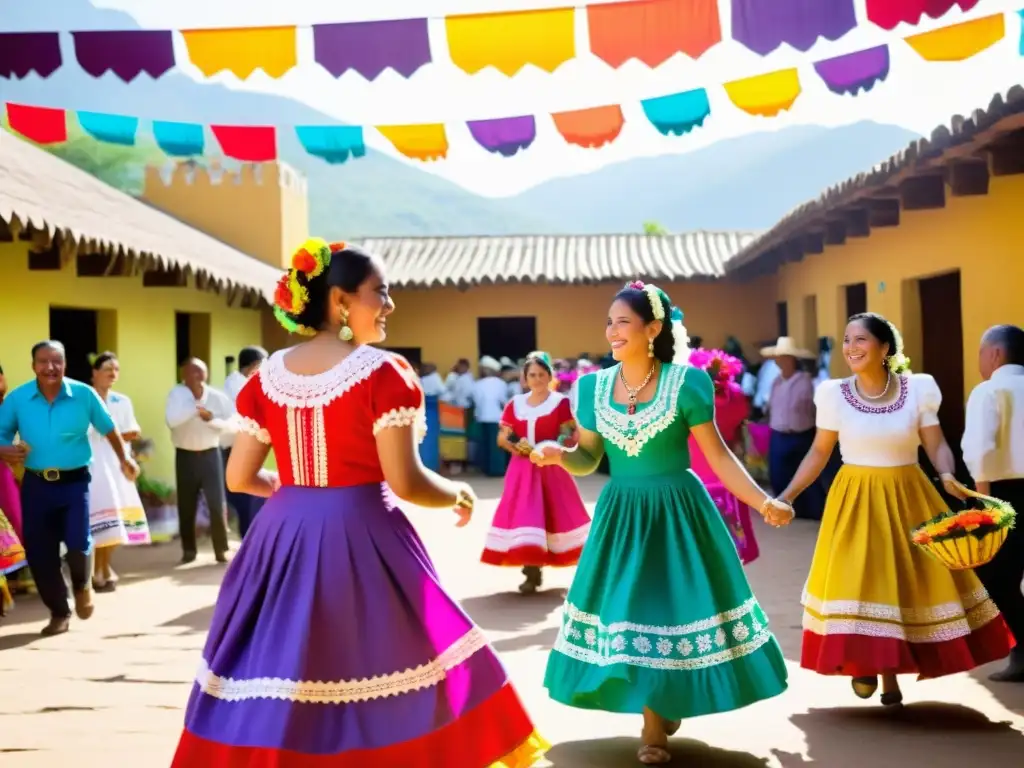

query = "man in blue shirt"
[0,341,138,636]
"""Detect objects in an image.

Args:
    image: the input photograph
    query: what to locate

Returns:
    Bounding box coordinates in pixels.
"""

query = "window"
[477,317,538,363]
[776,302,788,337]
[383,347,422,368]
[845,283,867,318]
[49,307,98,383]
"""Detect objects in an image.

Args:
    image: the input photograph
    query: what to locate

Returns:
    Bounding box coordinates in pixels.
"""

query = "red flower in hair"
[291,248,318,275]
[628,280,645,290]
[274,274,294,312]
[328,241,347,252]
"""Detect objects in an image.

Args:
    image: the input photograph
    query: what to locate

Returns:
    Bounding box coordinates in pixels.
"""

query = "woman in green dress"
[532,281,794,765]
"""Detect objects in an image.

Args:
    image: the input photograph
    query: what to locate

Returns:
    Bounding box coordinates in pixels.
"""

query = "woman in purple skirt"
[172,238,546,768]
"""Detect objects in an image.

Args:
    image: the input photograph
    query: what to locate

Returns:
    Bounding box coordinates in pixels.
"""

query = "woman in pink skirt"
[687,348,761,564]
[482,352,591,593]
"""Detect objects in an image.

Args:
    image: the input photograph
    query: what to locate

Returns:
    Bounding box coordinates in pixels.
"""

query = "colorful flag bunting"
[313,19,432,80]
[0,32,62,79]
[7,103,68,144]
[552,105,626,148]
[153,121,206,157]
[295,126,367,164]
[724,69,802,117]
[467,116,537,156]
[72,30,176,82]
[640,89,711,136]
[211,125,278,162]
[587,0,722,69]
[377,124,449,161]
[866,0,982,31]
[905,12,1005,60]
[731,0,858,56]
[446,8,576,76]
[182,27,297,79]
[77,111,139,146]
[813,45,890,95]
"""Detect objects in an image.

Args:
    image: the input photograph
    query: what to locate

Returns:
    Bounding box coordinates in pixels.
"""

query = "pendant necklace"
[620,363,656,415]
[856,372,891,401]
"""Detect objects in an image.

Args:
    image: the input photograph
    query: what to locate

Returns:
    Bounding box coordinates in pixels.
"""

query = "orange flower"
[292,248,318,274]
[328,241,347,252]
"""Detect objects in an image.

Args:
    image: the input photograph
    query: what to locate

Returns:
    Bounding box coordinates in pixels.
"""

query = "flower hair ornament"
[272,238,340,336]
[884,319,911,374]
[625,280,691,364]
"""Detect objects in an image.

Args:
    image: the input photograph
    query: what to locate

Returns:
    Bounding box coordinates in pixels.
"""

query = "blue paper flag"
[641,88,711,137]
[295,125,366,164]
[77,111,139,146]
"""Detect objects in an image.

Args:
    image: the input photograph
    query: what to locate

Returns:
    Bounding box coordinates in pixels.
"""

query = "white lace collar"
[260,344,389,409]
[512,391,564,420]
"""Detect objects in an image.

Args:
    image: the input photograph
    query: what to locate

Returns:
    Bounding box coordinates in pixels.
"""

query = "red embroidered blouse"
[234,345,426,488]
[499,392,574,446]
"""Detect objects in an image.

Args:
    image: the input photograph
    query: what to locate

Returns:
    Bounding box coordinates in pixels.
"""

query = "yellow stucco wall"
[377,278,778,371]
[0,242,263,483]
[772,174,1024,401]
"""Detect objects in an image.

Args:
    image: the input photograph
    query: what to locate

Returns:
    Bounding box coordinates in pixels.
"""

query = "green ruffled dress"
[544,363,788,719]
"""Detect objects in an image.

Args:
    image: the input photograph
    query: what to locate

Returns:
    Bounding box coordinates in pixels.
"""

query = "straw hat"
[760,336,815,360]
[479,355,501,371]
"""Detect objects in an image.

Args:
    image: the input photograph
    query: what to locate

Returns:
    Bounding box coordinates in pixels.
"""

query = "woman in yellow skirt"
[777,312,1012,706]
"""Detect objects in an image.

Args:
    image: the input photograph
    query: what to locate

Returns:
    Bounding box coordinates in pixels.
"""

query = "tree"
[643,220,669,235]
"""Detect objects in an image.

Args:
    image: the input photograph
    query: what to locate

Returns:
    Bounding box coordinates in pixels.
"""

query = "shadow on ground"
[546,736,768,767]
[969,666,1024,716]
[460,589,565,634]
[774,702,1024,767]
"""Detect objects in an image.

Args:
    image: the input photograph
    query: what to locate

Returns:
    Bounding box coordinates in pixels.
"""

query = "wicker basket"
[911,487,1015,571]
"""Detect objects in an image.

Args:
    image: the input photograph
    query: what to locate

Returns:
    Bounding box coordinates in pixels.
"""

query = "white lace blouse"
[815,373,942,467]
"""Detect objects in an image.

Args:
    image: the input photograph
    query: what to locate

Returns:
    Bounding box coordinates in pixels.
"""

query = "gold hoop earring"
[339,309,354,342]
[648,339,655,358]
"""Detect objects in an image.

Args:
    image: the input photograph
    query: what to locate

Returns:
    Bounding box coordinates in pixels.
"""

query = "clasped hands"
[761,498,795,528]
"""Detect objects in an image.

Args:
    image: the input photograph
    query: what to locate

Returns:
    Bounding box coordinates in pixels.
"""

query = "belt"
[28,466,89,483]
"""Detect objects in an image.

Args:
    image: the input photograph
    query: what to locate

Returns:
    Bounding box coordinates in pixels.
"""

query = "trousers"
[975,478,1024,646]
[769,428,827,520]
[222,447,264,538]
[175,448,229,557]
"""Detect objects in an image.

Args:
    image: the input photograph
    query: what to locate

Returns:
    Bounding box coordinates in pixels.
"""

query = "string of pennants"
[0,0,997,82]
[3,12,1014,163]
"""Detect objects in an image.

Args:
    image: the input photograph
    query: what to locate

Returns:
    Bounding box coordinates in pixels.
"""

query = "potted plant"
[133,438,179,543]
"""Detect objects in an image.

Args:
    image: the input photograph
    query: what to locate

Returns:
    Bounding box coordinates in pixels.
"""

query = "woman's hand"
[530,444,563,467]
[453,482,475,527]
[940,473,969,500]
[515,438,533,456]
[761,498,795,528]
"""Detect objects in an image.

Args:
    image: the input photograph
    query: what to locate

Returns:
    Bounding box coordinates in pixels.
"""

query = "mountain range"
[4,0,923,237]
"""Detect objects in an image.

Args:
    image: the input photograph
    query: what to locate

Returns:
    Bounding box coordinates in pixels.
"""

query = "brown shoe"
[41,615,70,636]
[74,589,95,620]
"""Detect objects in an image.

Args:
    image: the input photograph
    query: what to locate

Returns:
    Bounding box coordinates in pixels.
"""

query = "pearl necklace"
[855,372,891,401]
[620,363,656,415]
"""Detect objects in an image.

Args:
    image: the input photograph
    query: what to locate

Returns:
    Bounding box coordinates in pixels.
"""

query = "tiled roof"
[0,132,280,302]
[727,84,1024,274]
[358,232,759,288]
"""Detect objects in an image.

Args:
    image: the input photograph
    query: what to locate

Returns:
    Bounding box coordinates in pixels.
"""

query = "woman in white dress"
[89,352,150,591]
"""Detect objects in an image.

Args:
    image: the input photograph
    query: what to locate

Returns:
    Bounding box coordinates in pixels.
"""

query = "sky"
[3,0,1023,195]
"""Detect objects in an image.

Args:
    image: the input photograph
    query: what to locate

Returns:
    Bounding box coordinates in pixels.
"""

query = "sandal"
[851,676,878,699]
[662,717,682,736]
[880,691,903,707]
[637,745,672,764]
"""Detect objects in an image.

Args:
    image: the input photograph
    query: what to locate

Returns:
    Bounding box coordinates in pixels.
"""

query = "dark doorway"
[478,317,537,363]
[383,347,422,368]
[175,312,191,368]
[776,302,788,337]
[918,271,967,482]
[49,307,98,384]
[845,282,867,318]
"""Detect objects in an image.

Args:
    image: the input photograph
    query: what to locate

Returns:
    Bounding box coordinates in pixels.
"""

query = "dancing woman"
[482,351,591,594]
[532,281,793,765]
[778,312,1012,705]
[172,239,546,767]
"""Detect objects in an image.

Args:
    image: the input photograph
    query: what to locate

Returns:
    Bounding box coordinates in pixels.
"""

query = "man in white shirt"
[418,363,446,398]
[443,359,475,407]
[221,346,268,538]
[962,324,1024,682]
[165,358,234,564]
[472,356,510,477]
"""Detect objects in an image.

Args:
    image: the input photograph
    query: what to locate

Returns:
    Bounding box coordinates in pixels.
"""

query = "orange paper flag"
[724,69,802,117]
[588,0,722,68]
[377,124,449,161]
[552,105,626,148]
[182,26,298,79]
[904,13,1004,61]
[446,8,576,76]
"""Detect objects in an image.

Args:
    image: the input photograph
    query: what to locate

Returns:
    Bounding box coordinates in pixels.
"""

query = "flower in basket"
[911,492,1016,569]
[688,348,744,394]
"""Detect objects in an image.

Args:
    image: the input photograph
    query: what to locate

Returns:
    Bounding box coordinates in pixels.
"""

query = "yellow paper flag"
[378,124,449,161]
[446,8,576,76]
[905,14,1005,62]
[724,68,802,118]
[182,26,298,79]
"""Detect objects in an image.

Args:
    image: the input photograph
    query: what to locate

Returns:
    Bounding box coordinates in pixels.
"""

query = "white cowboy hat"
[760,336,815,360]
[499,356,515,367]
[479,355,501,371]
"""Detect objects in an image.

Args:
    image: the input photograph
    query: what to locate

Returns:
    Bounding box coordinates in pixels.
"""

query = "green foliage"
[643,221,669,235]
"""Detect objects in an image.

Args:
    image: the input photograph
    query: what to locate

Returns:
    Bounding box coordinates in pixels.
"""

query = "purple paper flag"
[313,19,431,80]
[814,45,890,96]
[732,0,857,56]
[467,116,536,157]
[0,32,62,79]
[72,30,176,82]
